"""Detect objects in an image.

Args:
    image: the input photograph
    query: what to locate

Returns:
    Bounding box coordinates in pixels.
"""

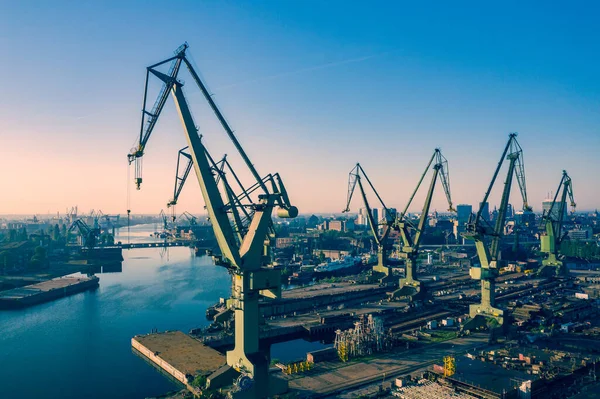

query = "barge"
[0,274,99,309]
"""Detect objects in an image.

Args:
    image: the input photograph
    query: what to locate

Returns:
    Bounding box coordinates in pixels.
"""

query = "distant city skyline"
[1,2,599,215]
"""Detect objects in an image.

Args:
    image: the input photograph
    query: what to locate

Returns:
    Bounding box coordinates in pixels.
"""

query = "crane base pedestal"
[468,304,504,328]
[539,258,567,277]
[389,279,422,300]
[372,265,395,284]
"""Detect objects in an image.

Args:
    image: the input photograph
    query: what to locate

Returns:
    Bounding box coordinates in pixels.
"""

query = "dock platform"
[132,331,226,387]
[0,275,99,309]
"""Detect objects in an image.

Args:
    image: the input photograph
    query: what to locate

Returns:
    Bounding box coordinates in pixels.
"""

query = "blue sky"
[0,1,598,215]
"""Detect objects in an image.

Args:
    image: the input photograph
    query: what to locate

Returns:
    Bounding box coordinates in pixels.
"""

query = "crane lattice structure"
[462,133,530,329]
[127,43,297,399]
[539,170,575,276]
[392,148,454,299]
[343,163,396,283]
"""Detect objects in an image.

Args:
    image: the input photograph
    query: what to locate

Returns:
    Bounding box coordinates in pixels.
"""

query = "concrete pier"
[132,331,227,388]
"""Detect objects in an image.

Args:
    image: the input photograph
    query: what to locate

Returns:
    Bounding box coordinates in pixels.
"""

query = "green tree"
[318,251,326,263]
[52,224,60,241]
[191,375,207,388]
[29,246,47,269]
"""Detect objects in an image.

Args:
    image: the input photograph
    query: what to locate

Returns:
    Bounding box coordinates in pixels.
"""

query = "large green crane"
[463,133,530,328]
[392,148,454,298]
[539,170,575,275]
[128,44,297,398]
[343,163,395,283]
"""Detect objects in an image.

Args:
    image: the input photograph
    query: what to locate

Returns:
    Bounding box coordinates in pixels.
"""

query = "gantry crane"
[343,163,395,283]
[127,43,297,398]
[392,149,454,298]
[463,133,530,328]
[539,170,575,276]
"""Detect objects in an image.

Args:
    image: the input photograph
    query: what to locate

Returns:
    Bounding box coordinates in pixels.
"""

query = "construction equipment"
[127,43,297,398]
[539,170,575,276]
[392,149,454,299]
[343,163,395,283]
[462,133,530,328]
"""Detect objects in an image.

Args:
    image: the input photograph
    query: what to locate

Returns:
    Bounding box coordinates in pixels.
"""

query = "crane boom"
[127,44,297,398]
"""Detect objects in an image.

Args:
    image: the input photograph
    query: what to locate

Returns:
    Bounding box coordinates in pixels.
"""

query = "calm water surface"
[0,224,325,399]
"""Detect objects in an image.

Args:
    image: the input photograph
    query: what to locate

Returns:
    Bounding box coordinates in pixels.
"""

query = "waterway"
[0,224,325,399]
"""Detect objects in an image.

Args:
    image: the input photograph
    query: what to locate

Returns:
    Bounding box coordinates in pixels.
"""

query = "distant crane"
[127,43,297,398]
[539,170,575,275]
[68,219,100,249]
[180,211,198,226]
[158,209,169,232]
[166,146,193,221]
[392,148,454,299]
[343,163,395,283]
[463,133,530,328]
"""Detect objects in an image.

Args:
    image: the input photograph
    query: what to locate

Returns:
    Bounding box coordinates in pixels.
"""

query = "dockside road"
[286,334,489,397]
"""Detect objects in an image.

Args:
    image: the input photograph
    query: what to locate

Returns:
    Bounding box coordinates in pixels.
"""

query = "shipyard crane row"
[463,133,530,329]
[539,170,575,276]
[392,148,454,299]
[127,43,297,399]
[343,163,395,283]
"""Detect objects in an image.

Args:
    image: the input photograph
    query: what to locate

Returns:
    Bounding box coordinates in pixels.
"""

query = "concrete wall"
[131,337,188,385]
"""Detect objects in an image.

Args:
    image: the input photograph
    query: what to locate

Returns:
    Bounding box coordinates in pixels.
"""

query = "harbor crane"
[127,43,297,398]
[166,146,193,222]
[539,170,575,276]
[343,163,395,283]
[463,133,530,328]
[392,148,454,298]
[158,209,169,231]
[68,219,100,249]
[180,211,198,226]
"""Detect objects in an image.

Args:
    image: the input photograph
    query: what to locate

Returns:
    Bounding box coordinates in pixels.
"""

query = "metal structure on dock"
[334,314,391,361]
[343,164,396,283]
[539,170,575,276]
[462,133,530,328]
[393,148,454,299]
[127,43,297,398]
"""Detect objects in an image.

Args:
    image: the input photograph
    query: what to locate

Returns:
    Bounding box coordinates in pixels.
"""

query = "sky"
[0,1,599,216]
